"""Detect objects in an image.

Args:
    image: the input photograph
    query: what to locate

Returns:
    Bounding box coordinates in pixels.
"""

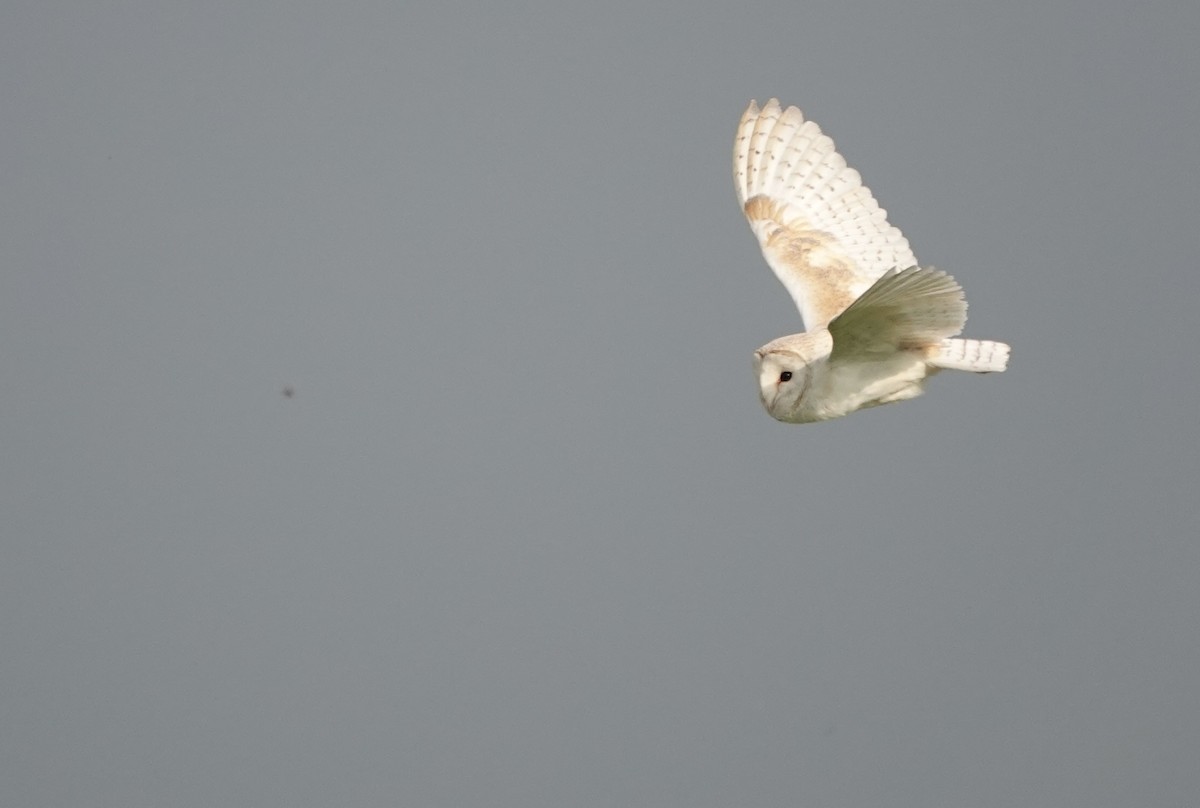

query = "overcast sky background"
[4,1,1199,806]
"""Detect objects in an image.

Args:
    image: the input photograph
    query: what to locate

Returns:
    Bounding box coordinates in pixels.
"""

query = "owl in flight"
[734,99,1009,423]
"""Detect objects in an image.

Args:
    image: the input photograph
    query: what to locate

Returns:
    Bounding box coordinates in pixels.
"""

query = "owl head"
[753,343,813,423]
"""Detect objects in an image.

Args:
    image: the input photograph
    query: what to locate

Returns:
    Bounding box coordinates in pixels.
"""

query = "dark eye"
[779,371,793,382]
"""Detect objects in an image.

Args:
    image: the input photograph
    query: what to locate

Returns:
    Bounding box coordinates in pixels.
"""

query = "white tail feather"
[933,339,1010,373]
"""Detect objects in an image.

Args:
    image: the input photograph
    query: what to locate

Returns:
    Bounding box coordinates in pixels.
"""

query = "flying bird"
[734,99,1009,423]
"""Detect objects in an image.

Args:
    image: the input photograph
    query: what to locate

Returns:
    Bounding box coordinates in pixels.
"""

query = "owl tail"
[931,338,1010,373]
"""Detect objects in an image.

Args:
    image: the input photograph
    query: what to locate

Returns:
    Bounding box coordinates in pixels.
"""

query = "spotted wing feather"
[734,99,918,330]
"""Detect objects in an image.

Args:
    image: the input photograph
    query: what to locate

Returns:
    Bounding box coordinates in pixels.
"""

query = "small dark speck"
[282,385,295,398]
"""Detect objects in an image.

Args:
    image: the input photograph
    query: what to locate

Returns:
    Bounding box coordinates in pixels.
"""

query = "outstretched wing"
[733,99,918,330]
[827,266,967,363]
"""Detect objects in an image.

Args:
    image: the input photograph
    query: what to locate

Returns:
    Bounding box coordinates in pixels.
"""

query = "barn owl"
[734,99,1009,423]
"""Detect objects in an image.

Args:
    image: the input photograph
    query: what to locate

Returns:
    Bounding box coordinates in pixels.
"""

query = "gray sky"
[4,1,1199,806]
